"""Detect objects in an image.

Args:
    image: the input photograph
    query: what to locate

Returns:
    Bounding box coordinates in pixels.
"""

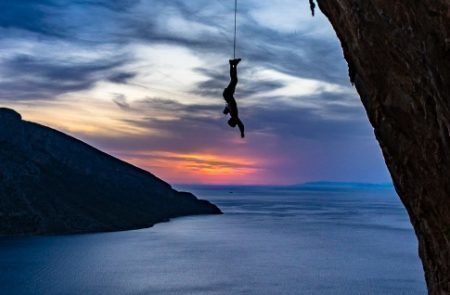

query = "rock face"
[0,108,221,235]
[315,1,449,293]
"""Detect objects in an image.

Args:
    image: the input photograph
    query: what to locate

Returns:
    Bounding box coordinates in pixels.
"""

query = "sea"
[0,186,426,295]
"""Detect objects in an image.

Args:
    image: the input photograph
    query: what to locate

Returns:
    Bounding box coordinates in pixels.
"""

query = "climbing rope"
[233,0,238,59]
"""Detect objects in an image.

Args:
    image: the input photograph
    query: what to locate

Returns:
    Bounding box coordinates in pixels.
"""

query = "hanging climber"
[222,0,244,138]
[223,58,245,138]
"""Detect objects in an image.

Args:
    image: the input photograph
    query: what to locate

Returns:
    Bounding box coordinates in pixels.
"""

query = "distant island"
[0,108,221,236]
[296,181,394,189]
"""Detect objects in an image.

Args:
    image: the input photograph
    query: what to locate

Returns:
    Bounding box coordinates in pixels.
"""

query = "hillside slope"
[0,108,221,235]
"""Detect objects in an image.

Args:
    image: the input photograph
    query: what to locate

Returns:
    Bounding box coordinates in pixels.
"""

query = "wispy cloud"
[0,54,130,100]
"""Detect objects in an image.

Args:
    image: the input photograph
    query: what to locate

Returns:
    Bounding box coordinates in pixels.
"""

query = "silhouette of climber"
[223,58,245,138]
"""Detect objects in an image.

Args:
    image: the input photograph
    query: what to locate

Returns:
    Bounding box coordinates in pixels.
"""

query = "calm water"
[0,186,426,295]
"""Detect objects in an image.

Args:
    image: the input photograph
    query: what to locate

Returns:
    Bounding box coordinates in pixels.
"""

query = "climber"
[309,0,316,16]
[223,58,245,138]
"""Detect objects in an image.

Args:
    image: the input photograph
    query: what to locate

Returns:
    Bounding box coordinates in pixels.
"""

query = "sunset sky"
[0,0,390,185]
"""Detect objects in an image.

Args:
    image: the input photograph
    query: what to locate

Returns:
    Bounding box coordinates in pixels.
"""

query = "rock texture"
[0,108,221,235]
[315,0,449,293]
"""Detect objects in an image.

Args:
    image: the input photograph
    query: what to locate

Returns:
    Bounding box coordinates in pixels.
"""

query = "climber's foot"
[229,58,241,66]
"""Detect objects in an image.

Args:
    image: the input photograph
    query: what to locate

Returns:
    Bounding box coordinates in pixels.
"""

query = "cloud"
[112,94,131,110]
[107,72,137,84]
[0,54,130,100]
[0,0,359,139]
[192,66,287,98]
[79,92,369,156]
[125,150,259,172]
[0,0,349,101]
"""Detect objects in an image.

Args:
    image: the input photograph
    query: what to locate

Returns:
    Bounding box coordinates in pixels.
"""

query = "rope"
[233,0,237,59]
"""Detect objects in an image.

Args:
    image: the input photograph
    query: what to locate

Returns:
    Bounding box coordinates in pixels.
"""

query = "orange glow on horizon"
[119,150,268,185]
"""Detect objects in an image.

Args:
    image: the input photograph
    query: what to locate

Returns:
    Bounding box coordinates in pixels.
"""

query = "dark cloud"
[107,72,137,84]
[112,94,131,110]
[76,0,140,12]
[193,67,286,98]
[246,101,370,140]
[0,54,129,100]
[237,24,348,86]
[139,98,221,116]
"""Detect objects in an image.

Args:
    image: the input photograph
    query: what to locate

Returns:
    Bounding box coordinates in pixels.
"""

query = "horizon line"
[173,181,394,187]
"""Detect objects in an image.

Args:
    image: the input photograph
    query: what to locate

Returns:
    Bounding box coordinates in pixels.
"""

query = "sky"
[0,0,391,185]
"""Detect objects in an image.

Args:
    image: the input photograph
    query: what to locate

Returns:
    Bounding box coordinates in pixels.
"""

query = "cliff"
[315,1,449,293]
[0,108,221,235]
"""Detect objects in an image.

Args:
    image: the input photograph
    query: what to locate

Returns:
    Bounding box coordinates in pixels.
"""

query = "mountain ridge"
[0,108,221,236]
